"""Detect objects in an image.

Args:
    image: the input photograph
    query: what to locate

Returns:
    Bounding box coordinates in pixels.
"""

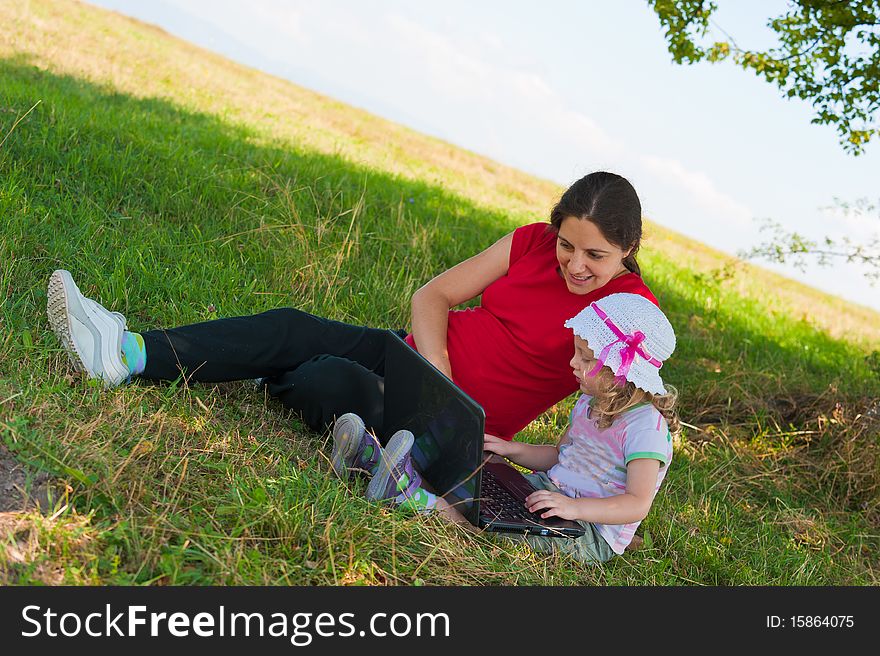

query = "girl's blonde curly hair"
[581,364,680,436]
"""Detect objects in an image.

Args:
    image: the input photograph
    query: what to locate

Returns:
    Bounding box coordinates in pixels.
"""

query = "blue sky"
[85,0,879,311]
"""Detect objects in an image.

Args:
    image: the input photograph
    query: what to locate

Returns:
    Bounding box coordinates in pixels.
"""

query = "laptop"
[383,331,585,538]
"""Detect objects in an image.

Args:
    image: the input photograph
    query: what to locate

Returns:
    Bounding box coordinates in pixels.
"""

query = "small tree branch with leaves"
[742,200,879,283]
[647,0,880,154]
[648,1,879,280]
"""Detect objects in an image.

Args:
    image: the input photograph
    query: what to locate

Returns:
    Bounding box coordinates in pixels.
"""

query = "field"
[1,0,878,585]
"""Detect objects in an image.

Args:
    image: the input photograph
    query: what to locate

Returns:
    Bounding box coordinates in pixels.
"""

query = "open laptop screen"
[383,332,485,526]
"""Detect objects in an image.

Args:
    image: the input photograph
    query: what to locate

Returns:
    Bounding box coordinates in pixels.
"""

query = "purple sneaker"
[366,429,422,502]
[330,413,381,478]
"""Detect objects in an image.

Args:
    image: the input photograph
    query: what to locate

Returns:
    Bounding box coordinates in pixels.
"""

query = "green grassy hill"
[1,0,878,585]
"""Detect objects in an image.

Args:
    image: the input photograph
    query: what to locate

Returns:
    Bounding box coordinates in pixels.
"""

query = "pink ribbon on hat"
[587,302,662,386]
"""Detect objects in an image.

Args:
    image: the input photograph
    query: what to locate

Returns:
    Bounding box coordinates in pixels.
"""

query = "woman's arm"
[410,232,513,378]
[525,458,661,525]
[483,433,560,472]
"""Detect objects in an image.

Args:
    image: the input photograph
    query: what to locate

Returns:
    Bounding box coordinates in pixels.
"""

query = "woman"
[47,171,657,441]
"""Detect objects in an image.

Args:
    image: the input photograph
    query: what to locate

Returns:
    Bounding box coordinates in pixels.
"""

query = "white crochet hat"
[564,293,675,395]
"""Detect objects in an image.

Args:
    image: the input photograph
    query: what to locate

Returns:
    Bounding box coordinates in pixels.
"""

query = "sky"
[84,0,880,311]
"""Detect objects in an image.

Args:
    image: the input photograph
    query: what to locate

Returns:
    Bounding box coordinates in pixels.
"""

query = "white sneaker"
[46,269,129,387]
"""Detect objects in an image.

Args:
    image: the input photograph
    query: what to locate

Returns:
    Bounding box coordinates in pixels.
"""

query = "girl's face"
[570,335,606,395]
[555,216,631,295]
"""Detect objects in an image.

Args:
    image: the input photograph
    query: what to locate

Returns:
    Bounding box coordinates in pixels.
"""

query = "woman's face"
[570,335,604,395]
[555,216,630,295]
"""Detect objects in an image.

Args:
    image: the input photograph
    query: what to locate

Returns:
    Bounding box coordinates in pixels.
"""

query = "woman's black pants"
[139,308,406,436]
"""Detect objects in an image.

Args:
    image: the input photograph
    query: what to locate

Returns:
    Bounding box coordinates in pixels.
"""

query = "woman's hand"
[525,490,581,521]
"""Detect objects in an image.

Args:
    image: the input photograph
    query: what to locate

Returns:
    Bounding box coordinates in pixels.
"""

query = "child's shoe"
[366,429,422,502]
[330,412,381,478]
[365,429,439,515]
[46,269,129,388]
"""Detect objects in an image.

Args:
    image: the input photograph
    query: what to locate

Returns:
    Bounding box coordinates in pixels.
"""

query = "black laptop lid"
[383,332,485,525]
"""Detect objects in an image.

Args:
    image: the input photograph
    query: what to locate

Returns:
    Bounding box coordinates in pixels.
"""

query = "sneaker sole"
[330,413,366,478]
[47,270,127,387]
[366,430,414,502]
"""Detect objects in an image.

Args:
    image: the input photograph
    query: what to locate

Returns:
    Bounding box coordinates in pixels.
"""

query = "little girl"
[332,292,679,563]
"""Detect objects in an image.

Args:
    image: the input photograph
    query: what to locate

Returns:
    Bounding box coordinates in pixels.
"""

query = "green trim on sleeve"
[625,451,668,466]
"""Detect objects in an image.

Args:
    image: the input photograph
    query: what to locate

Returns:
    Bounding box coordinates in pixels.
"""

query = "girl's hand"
[525,490,580,521]
[482,434,520,458]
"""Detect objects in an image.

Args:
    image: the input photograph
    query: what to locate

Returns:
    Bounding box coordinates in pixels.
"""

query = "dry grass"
[0,507,102,584]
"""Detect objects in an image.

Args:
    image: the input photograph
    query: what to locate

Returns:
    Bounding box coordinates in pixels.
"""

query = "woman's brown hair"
[549,171,643,275]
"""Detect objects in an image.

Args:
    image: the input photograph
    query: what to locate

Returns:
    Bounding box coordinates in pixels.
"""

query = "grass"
[1,0,879,585]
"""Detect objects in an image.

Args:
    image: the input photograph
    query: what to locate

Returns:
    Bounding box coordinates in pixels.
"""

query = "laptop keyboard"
[480,470,545,523]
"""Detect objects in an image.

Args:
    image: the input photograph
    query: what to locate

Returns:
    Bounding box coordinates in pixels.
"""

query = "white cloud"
[304,9,754,243]
[638,154,753,230]
[380,13,626,170]
[480,31,504,51]
[384,13,495,99]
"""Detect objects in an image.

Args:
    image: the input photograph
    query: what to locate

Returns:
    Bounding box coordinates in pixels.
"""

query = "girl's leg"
[507,522,614,563]
[510,473,615,563]
[140,308,399,383]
